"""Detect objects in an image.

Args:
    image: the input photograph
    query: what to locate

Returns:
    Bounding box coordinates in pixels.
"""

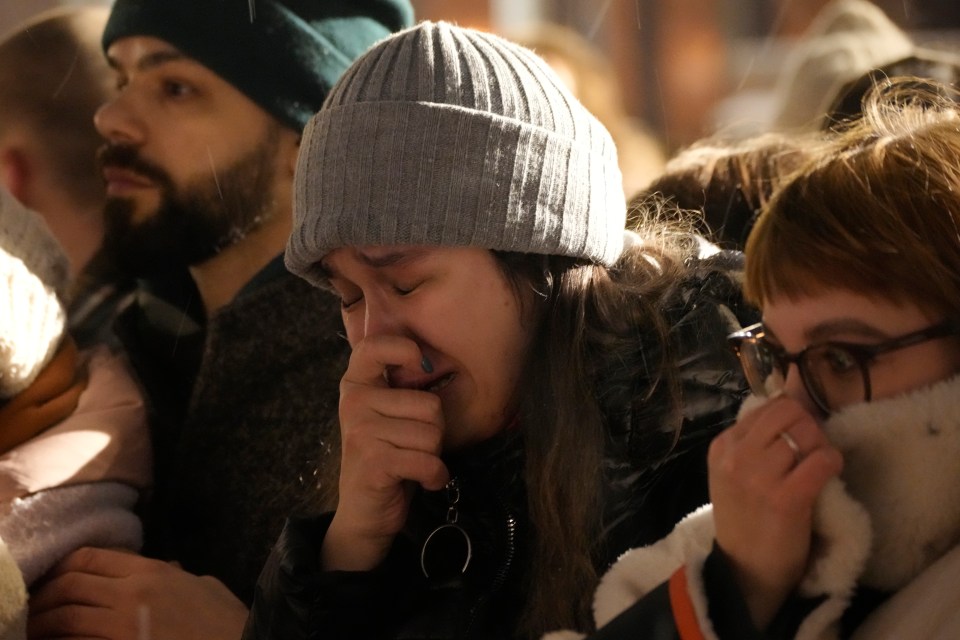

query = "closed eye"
[393,282,421,296]
[340,294,363,310]
[326,275,362,311]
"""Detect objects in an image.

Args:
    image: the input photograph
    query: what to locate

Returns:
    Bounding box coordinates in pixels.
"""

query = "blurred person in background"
[826,46,960,127]
[510,22,667,199]
[768,0,913,132]
[637,132,813,249]
[711,0,914,138]
[0,6,127,347]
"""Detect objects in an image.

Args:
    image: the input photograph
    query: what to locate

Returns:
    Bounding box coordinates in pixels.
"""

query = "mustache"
[96,144,171,185]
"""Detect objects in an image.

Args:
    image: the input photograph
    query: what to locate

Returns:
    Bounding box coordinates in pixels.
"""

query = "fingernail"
[421,355,434,373]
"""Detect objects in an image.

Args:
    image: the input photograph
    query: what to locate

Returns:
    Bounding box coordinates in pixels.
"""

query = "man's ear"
[0,147,30,203]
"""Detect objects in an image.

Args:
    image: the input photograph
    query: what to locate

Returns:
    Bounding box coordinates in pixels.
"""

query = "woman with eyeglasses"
[546,79,960,640]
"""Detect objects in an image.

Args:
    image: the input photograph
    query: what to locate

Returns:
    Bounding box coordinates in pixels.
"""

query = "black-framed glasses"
[728,321,960,414]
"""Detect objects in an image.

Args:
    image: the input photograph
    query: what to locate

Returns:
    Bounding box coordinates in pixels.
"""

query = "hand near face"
[708,397,843,630]
[28,548,248,639]
[323,335,450,572]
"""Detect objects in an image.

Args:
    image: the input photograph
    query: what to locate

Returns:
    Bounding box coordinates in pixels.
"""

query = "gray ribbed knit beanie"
[102,0,415,131]
[287,21,626,285]
[0,188,69,399]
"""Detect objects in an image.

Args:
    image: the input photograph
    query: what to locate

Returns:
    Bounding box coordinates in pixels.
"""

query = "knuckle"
[707,434,727,462]
[421,393,443,418]
[421,423,444,453]
[53,572,85,596]
[743,473,768,496]
[351,338,375,360]
[716,456,738,477]
[338,387,364,415]
[339,423,373,455]
[426,458,449,483]
[67,546,98,568]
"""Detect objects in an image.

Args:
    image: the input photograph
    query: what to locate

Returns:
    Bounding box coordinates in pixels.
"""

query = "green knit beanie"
[102,0,415,131]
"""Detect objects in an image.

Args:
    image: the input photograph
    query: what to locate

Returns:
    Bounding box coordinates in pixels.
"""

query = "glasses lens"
[801,345,867,411]
[736,338,782,398]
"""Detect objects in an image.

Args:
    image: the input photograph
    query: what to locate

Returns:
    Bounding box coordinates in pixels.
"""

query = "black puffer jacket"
[242,251,756,639]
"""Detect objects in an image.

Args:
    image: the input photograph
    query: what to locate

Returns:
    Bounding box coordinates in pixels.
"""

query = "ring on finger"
[779,431,803,466]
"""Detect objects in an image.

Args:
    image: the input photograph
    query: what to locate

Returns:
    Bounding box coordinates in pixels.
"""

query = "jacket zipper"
[463,499,517,636]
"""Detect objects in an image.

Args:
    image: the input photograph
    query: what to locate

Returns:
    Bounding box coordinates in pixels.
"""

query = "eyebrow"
[320,247,431,278]
[805,319,890,343]
[107,49,189,73]
[764,318,891,347]
[359,248,430,268]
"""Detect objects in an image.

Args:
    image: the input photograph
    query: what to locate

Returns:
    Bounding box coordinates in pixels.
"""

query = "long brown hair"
[498,211,701,636]
[312,211,703,638]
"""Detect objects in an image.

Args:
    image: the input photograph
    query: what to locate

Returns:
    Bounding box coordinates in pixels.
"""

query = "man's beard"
[97,129,281,278]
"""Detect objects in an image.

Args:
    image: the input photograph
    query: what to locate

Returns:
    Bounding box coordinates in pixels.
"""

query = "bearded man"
[27,2,414,639]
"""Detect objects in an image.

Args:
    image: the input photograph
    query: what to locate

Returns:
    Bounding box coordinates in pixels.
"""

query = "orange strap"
[669,565,707,640]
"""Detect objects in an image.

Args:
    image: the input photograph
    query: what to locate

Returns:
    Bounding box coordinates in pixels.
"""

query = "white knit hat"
[286,21,626,286]
[0,188,69,399]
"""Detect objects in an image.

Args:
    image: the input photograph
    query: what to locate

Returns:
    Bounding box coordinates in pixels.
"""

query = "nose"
[94,91,146,146]
[783,364,821,415]
[358,296,406,342]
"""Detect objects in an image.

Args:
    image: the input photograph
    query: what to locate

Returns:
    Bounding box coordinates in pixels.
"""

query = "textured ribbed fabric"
[102,0,415,131]
[0,188,68,398]
[287,21,625,285]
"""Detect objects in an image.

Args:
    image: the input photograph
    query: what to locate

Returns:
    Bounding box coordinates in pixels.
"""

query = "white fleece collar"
[823,373,960,591]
